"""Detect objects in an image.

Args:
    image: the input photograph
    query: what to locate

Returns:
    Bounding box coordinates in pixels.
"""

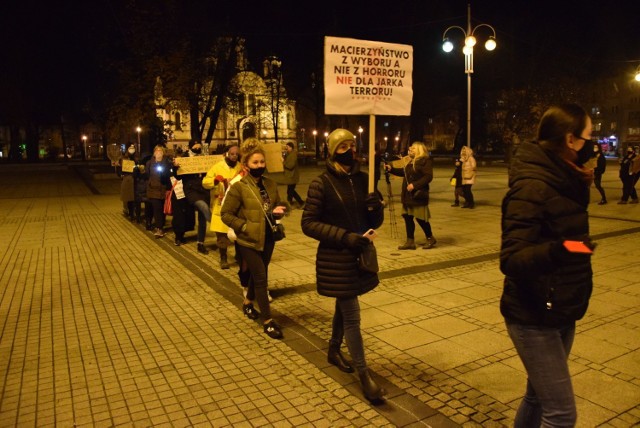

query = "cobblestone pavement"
[0,160,638,427]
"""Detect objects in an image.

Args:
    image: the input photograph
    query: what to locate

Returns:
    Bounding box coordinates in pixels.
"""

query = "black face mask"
[575,139,594,166]
[333,150,355,166]
[249,166,265,178]
[191,148,202,155]
[225,157,238,167]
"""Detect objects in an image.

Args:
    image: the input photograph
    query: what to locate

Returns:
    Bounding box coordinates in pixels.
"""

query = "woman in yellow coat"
[203,145,242,268]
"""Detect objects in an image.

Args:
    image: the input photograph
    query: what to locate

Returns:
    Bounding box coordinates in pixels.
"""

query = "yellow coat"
[202,160,242,233]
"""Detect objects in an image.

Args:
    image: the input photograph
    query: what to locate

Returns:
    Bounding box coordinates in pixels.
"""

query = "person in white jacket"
[460,146,477,208]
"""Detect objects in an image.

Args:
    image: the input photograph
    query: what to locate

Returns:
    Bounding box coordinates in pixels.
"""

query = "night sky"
[1,0,639,121]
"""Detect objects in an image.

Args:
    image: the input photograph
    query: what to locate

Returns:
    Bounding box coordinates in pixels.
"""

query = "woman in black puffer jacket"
[301,128,385,403]
[500,104,595,427]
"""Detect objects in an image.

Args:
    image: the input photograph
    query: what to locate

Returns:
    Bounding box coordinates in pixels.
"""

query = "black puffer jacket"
[387,156,433,205]
[500,141,593,327]
[301,161,384,298]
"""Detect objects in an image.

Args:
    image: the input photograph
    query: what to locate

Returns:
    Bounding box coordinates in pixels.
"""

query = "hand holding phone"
[363,229,377,241]
[563,240,593,254]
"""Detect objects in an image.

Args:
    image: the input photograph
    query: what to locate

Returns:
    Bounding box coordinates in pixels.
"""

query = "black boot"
[197,243,209,255]
[220,248,229,269]
[358,368,385,403]
[328,346,354,373]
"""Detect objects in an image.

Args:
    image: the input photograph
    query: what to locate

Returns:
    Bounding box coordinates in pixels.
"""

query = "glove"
[365,192,383,211]
[342,232,370,249]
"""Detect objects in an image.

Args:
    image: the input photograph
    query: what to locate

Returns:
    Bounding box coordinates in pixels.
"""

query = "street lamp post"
[82,135,88,161]
[135,126,141,154]
[442,4,496,148]
[312,130,318,158]
[323,132,329,159]
[358,126,364,155]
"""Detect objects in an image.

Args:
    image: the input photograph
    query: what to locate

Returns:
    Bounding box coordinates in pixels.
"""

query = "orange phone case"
[563,240,593,254]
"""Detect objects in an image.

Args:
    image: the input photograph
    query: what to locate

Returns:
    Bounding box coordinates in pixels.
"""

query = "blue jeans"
[330,297,366,372]
[193,200,211,243]
[506,321,577,427]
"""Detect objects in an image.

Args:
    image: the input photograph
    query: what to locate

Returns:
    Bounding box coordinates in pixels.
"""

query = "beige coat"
[460,146,477,185]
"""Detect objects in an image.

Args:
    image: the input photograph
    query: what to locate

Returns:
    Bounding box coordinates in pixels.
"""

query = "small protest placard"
[122,159,135,173]
[175,155,223,175]
[263,143,284,173]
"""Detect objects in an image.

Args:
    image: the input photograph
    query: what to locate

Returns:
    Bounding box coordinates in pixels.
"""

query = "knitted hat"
[327,129,356,157]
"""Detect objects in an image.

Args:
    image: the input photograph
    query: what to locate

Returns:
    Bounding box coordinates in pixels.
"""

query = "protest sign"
[122,159,135,173]
[324,36,413,116]
[175,155,223,175]
[263,143,284,173]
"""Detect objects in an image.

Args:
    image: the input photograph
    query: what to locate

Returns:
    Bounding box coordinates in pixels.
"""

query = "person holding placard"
[203,144,242,268]
[221,143,287,339]
[175,140,212,254]
[118,144,138,221]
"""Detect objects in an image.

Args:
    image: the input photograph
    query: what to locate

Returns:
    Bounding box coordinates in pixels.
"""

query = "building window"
[594,122,602,131]
[239,94,246,116]
[611,122,617,131]
[174,112,182,130]
[249,94,256,115]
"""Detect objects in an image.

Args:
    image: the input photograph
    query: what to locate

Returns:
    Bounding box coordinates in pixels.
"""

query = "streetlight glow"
[442,4,497,147]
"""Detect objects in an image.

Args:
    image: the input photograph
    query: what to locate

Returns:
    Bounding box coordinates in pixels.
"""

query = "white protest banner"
[263,143,284,173]
[122,159,135,173]
[324,36,413,116]
[175,155,223,175]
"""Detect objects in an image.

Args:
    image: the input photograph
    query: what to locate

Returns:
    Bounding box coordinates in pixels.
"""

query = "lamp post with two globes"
[442,4,496,148]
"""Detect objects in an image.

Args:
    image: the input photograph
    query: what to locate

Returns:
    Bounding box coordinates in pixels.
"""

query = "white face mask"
[128,148,135,155]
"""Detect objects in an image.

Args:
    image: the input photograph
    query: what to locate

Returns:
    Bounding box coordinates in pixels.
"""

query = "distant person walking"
[144,146,172,238]
[617,146,638,204]
[281,142,305,208]
[302,128,386,403]
[450,157,464,207]
[460,146,476,208]
[501,104,596,427]
[593,142,607,204]
[385,141,436,250]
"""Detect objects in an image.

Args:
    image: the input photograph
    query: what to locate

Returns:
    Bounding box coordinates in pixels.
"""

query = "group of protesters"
[116,113,640,418]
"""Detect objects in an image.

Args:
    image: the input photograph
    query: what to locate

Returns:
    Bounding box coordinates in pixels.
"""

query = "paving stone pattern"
[0,161,638,427]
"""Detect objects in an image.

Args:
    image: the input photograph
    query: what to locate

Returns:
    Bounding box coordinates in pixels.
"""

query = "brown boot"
[398,239,416,250]
[220,248,229,269]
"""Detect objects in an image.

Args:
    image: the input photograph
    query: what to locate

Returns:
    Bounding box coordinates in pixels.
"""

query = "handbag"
[411,189,429,201]
[323,173,380,275]
[163,190,173,215]
[358,243,379,274]
[163,180,178,215]
[249,185,285,242]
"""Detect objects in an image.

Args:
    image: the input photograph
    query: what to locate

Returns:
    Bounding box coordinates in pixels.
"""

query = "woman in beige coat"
[460,146,477,208]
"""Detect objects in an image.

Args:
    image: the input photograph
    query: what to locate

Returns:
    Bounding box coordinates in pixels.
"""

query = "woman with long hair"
[385,141,436,250]
[500,104,595,426]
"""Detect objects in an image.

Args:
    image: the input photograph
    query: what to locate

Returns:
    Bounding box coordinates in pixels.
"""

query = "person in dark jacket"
[592,142,607,204]
[617,146,638,204]
[174,140,212,253]
[450,157,464,207]
[117,144,138,221]
[500,104,596,427]
[301,128,386,403]
[144,145,172,238]
[385,141,436,249]
[281,142,305,207]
